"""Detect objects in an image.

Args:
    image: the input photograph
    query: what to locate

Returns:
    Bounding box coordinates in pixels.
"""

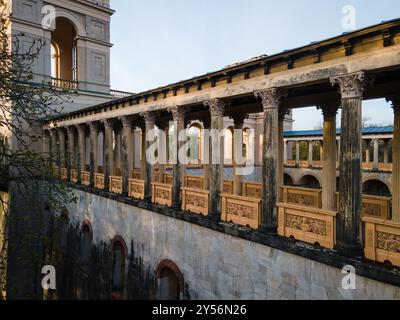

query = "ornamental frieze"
[285,214,327,236]
[226,203,255,219]
[287,193,315,207]
[186,194,206,208]
[377,232,400,253]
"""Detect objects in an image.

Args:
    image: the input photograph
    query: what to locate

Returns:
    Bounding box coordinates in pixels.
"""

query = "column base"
[258,224,277,235]
[171,203,181,211]
[208,213,221,222]
[144,195,152,203]
[334,242,364,259]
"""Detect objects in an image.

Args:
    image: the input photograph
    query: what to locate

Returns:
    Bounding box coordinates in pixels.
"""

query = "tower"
[4,0,116,112]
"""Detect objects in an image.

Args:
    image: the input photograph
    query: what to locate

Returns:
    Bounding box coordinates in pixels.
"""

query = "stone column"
[89,122,99,186]
[319,142,323,161]
[386,97,400,222]
[204,99,225,220]
[42,129,50,162]
[103,119,114,191]
[114,129,122,171]
[157,122,169,184]
[57,128,66,167]
[141,112,156,201]
[140,124,146,175]
[231,114,247,196]
[373,139,379,170]
[383,140,389,164]
[202,117,211,190]
[278,109,287,201]
[77,124,86,182]
[365,139,371,163]
[331,71,370,257]
[319,104,339,210]
[308,140,313,164]
[120,116,134,194]
[255,88,287,234]
[337,140,341,164]
[283,141,288,164]
[50,129,57,167]
[67,126,75,179]
[168,107,186,208]
[295,141,300,166]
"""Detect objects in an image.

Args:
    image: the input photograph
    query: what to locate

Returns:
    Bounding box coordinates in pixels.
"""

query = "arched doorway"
[80,221,93,270]
[363,179,391,197]
[111,236,128,299]
[156,260,184,300]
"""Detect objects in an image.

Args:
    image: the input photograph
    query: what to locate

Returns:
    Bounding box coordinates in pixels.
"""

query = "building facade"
[3,0,400,300]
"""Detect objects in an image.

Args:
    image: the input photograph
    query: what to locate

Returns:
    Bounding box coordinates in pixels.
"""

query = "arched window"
[156,260,184,300]
[51,42,60,79]
[80,222,92,269]
[51,17,77,82]
[111,237,127,299]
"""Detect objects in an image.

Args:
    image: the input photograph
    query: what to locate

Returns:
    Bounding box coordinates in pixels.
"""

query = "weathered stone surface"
[65,189,400,300]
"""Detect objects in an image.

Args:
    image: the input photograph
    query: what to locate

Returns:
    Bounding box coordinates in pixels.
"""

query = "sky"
[109,0,400,130]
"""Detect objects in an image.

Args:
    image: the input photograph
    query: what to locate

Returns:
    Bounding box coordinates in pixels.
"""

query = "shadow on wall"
[47,220,191,300]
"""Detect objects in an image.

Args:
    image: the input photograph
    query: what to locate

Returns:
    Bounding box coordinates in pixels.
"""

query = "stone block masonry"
[67,189,400,300]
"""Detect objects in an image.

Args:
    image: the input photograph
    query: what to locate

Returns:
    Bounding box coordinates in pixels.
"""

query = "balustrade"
[181,187,209,215]
[221,193,261,229]
[242,182,262,199]
[277,202,337,249]
[364,217,400,267]
[128,179,145,199]
[94,173,105,190]
[71,169,78,184]
[151,182,173,206]
[109,176,123,194]
[282,186,322,208]
[82,171,90,186]
[60,167,68,181]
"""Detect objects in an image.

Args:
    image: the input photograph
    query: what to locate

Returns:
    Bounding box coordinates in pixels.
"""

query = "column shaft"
[231,114,247,196]
[373,139,379,170]
[58,129,66,167]
[77,125,86,181]
[103,120,114,191]
[331,72,370,257]
[320,105,338,210]
[255,88,287,233]
[89,123,99,186]
[121,117,133,194]
[141,113,155,201]
[387,97,400,222]
[295,141,300,165]
[204,99,225,219]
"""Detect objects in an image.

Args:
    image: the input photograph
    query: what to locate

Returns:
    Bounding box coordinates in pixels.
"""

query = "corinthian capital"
[204,98,226,117]
[254,88,287,110]
[89,121,100,132]
[167,106,186,122]
[119,116,133,128]
[330,71,373,99]
[140,111,156,129]
[102,118,115,130]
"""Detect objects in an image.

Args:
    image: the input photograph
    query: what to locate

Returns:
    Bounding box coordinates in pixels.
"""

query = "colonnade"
[44,71,400,258]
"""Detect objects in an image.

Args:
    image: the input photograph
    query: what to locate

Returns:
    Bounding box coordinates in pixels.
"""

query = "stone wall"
[65,189,400,300]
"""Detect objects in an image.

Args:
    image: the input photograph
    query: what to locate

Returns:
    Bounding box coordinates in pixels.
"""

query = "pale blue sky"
[109,0,399,130]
